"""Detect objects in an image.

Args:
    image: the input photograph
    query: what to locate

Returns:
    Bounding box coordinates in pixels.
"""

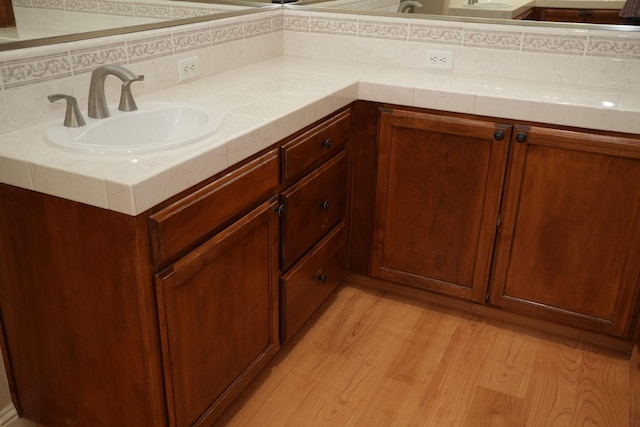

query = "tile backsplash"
[283,9,640,92]
[1,6,640,135]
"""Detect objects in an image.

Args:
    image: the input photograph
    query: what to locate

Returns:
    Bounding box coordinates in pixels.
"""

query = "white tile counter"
[0,55,638,216]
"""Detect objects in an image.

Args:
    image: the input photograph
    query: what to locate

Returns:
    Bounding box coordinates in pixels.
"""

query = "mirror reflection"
[0,0,269,44]
[300,0,637,25]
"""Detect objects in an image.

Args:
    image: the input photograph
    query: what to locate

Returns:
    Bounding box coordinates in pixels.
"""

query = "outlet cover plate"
[178,56,200,81]
[425,49,454,70]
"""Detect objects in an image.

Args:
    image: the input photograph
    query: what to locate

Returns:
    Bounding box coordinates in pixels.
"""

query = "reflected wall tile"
[134,3,171,20]
[98,0,134,17]
[64,0,98,13]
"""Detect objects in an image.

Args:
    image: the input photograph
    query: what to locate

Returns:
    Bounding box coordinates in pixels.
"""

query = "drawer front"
[280,223,348,343]
[149,150,279,265]
[281,151,348,269]
[281,108,351,186]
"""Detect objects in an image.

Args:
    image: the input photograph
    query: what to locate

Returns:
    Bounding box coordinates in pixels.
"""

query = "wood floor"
[216,283,640,427]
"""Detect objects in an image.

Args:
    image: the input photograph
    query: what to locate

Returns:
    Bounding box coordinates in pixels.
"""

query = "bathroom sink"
[46,102,221,154]
[463,1,511,7]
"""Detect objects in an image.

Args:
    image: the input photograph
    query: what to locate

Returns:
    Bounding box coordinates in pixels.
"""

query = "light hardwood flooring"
[217,283,640,427]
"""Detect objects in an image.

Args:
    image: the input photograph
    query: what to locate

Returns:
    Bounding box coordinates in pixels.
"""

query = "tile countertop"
[0,55,639,216]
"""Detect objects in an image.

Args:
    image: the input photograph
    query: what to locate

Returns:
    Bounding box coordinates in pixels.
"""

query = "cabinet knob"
[275,204,285,218]
[320,200,330,211]
[515,132,527,143]
[321,138,332,150]
[317,273,327,284]
[493,130,505,141]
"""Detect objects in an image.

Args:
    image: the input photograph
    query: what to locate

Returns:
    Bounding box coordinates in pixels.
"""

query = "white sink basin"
[46,102,221,154]
[463,1,511,7]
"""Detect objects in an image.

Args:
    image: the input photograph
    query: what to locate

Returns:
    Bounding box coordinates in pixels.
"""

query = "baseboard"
[0,404,18,427]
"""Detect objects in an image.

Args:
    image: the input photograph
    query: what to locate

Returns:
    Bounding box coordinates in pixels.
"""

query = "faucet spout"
[397,0,422,12]
[88,65,141,119]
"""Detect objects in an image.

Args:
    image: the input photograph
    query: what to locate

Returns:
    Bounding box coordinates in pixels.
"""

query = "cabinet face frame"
[370,107,512,302]
[489,125,640,337]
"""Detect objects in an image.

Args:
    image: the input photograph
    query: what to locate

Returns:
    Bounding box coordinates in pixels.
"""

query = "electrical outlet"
[425,49,454,70]
[178,56,200,81]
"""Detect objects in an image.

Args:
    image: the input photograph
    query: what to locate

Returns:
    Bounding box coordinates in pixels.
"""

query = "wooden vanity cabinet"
[278,107,352,343]
[489,125,640,337]
[371,107,511,302]
[529,8,622,24]
[150,150,280,426]
[356,102,640,342]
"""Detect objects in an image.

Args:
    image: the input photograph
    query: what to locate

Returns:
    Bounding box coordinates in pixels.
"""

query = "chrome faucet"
[88,65,144,119]
[397,0,422,12]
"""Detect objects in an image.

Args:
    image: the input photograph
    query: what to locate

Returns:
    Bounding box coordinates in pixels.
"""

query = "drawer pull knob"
[515,132,527,143]
[321,138,332,150]
[493,130,505,141]
[317,274,328,284]
[275,204,285,218]
[320,201,330,211]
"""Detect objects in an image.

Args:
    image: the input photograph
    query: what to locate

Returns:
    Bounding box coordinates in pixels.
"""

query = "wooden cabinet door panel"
[372,108,511,302]
[155,200,279,427]
[490,126,640,336]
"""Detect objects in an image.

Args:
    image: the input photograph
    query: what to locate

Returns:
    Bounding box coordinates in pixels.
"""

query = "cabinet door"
[489,126,640,337]
[155,200,279,427]
[371,108,511,302]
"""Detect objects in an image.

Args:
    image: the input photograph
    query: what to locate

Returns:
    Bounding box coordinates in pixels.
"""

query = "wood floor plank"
[216,284,635,427]
[460,386,525,427]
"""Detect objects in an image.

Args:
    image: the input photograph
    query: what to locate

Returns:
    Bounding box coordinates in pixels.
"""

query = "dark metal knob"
[493,130,505,141]
[320,201,330,211]
[321,138,332,150]
[275,204,285,218]
[515,132,527,143]
[317,274,327,284]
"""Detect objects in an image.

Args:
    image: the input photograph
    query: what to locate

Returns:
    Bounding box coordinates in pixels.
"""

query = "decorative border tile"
[284,15,310,32]
[311,17,357,36]
[65,0,99,13]
[99,1,134,17]
[244,17,272,39]
[126,34,173,62]
[587,36,640,58]
[173,27,212,53]
[71,42,127,74]
[211,22,244,45]
[409,23,463,45]
[1,53,72,89]
[171,6,211,20]
[463,29,522,50]
[31,0,64,10]
[134,4,171,20]
[357,20,408,40]
[13,0,31,7]
[523,33,586,55]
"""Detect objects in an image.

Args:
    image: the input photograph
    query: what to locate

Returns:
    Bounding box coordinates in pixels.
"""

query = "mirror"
[0,0,275,50]
[0,0,638,52]
[293,0,640,29]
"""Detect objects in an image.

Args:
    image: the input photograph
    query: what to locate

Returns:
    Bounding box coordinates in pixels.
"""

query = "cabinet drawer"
[281,151,348,269]
[149,150,279,265]
[280,222,348,343]
[281,108,351,186]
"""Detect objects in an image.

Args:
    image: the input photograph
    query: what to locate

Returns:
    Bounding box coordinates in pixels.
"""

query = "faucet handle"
[48,94,86,128]
[119,75,145,112]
